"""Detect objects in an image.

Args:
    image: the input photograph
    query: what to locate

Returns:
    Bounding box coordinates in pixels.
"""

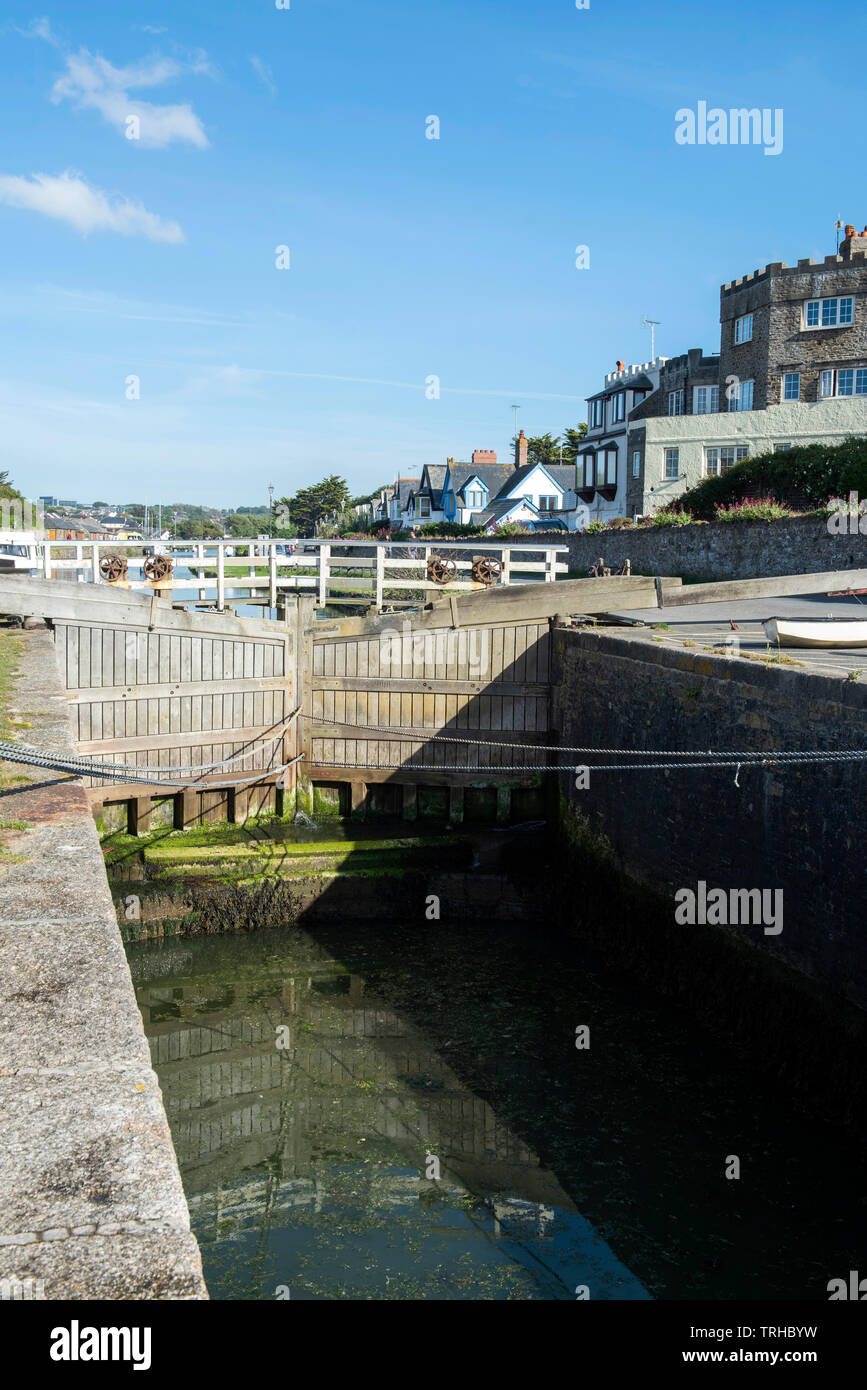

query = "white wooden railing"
[29,538,570,611]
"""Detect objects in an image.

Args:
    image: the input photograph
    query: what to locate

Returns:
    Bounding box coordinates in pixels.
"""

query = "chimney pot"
[616,360,625,371]
[514,430,528,469]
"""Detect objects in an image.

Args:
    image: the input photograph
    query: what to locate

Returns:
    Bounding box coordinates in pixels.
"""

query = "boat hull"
[762,618,867,648]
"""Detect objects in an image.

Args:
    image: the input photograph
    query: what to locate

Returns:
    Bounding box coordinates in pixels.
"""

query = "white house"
[579,358,668,524]
[439,434,580,530]
[629,397,867,516]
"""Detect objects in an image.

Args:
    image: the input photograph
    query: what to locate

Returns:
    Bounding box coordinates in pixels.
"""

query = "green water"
[127,917,866,1301]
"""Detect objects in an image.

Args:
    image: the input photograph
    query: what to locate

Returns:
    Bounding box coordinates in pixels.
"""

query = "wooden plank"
[305,764,543,786]
[66,676,288,703]
[310,676,547,698]
[307,720,550,745]
[76,723,290,755]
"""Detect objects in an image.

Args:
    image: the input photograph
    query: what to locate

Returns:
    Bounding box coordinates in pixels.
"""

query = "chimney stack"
[514,429,528,469]
[472,449,497,465]
[840,223,867,260]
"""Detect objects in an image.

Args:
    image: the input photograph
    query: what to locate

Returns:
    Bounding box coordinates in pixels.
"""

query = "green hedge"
[678,435,867,518]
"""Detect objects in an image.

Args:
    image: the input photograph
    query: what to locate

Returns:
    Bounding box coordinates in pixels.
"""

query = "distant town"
[14,225,867,547]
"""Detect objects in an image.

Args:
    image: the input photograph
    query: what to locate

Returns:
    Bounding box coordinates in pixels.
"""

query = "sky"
[1,0,866,508]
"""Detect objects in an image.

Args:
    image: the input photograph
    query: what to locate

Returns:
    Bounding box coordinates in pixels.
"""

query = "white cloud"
[249,55,276,96]
[0,171,184,242]
[14,17,60,46]
[50,47,209,148]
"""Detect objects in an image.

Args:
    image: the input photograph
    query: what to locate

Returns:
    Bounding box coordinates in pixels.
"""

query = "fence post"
[318,543,330,608]
[375,546,385,610]
[269,544,277,610]
[544,547,555,582]
[217,543,225,611]
[501,545,512,586]
[42,541,51,580]
[91,543,100,584]
[197,542,205,601]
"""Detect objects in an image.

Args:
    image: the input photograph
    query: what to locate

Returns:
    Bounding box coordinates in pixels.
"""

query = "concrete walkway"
[614,589,867,680]
[0,628,206,1299]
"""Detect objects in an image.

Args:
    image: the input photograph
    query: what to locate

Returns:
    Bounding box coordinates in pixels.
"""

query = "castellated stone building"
[579,227,867,522]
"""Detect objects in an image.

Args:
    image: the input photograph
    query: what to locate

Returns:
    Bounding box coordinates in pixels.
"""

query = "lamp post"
[268,483,275,538]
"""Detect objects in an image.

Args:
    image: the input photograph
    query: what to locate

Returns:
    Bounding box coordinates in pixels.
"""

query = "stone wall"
[719,249,867,409]
[532,513,867,581]
[0,629,207,1299]
[551,626,867,1009]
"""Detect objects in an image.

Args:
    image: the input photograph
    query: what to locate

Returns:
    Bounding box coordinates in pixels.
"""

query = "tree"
[513,432,563,467]
[560,423,588,465]
[279,475,350,536]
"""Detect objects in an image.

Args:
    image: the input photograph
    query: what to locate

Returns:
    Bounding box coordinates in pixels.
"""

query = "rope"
[0,741,302,787]
[0,710,300,787]
[304,753,867,773]
[303,714,864,764]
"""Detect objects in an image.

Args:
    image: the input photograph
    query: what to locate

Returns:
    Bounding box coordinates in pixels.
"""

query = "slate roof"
[417,464,447,508]
[472,497,540,526]
[392,477,420,508]
[450,462,515,501]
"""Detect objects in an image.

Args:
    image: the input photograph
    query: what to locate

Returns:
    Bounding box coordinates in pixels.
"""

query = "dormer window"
[589,399,604,429]
[466,489,484,508]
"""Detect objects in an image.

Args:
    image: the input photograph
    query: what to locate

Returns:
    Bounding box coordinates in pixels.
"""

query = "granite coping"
[0,628,207,1300]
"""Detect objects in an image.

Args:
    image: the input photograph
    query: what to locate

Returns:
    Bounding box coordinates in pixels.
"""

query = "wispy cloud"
[139,25,168,36]
[13,16,60,46]
[33,285,247,327]
[50,46,210,147]
[0,171,184,242]
[249,55,276,97]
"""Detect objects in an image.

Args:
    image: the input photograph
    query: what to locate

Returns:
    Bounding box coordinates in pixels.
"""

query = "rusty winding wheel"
[99,553,128,584]
[427,554,457,585]
[143,553,174,583]
[471,555,502,586]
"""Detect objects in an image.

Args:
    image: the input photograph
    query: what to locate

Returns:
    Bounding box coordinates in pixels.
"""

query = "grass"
[0,632,33,862]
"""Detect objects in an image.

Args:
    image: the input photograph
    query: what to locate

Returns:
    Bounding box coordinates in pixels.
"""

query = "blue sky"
[1,0,865,507]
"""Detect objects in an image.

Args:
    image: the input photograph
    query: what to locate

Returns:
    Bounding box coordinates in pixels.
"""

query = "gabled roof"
[448,462,515,498]
[392,477,420,507]
[473,497,540,526]
[504,462,576,494]
[418,463,447,507]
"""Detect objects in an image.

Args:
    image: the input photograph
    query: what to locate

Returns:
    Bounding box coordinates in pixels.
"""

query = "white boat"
[0,543,37,574]
[762,616,867,648]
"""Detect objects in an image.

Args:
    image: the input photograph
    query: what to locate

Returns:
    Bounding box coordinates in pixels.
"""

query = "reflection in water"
[127,921,866,1301]
[130,929,646,1300]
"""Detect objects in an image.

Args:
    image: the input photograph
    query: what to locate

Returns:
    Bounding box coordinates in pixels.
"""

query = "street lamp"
[268,483,275,538]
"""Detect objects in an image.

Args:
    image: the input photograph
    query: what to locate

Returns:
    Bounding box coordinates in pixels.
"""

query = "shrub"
[678,435,867,518]
[586,519,606,533]
[644,502,693,527]
[713,496,796,522]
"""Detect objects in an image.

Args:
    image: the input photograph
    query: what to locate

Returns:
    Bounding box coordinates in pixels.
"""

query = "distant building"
[439,435,580,531]
[580,359,668,523]
[626,227,867,516]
